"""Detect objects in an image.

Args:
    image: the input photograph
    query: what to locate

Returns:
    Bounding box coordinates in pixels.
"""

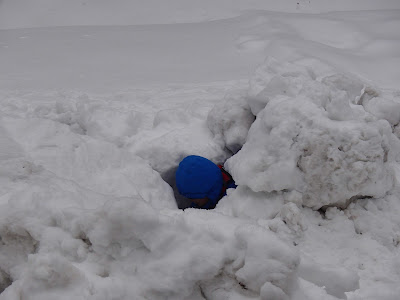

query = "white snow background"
[1,0,400,299]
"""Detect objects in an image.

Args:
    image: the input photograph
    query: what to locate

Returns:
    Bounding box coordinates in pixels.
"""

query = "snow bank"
[225,58,400,209]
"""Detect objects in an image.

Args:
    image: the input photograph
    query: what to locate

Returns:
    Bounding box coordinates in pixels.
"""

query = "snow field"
[2,9,400,91]
[1,1,400,299]
[2,0,400,30]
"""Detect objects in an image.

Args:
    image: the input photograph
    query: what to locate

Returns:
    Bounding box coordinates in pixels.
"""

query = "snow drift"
[221,58,400,209]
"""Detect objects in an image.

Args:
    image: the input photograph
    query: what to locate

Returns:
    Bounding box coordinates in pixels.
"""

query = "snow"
[1,1,400,300]
[207,90,255,154]
[225,58,400,209]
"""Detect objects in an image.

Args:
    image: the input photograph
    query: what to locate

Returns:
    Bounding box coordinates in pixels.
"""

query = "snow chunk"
[358,88,400,127]
[234,224,299,298]
[346,195,400,249]
[216,185,284,220]
[207,91,255,154]
[226,58,400,209]
[247,57,316,115]
[278,203,307,235]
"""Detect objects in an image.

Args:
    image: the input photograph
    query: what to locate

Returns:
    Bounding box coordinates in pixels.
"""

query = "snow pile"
[1,0,400,297]
[0,196,300,300]
[225,58,400,209]
[0,113,302,299]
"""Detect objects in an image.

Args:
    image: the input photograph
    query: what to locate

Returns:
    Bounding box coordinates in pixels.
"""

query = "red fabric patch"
[218,165,231,194]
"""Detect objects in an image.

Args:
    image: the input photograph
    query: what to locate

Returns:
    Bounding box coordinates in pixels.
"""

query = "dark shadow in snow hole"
[0,269,12,294]
[161,166,193,210]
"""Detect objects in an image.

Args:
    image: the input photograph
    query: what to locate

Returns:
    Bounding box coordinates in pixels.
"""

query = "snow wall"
[211,57,400,212]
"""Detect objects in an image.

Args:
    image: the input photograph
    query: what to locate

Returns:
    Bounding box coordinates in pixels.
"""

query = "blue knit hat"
[176,155,223,201]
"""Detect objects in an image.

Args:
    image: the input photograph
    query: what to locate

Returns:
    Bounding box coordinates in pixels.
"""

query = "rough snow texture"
[0,195,300,300]
[1,2,400,299]
[226,58,400,209]
[0,88,301,300]
[298,257,360,299]
[207,90,255,154]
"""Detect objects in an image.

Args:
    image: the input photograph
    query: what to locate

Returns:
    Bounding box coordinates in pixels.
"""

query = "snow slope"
[1,1,400,300]
[2,0,400,30]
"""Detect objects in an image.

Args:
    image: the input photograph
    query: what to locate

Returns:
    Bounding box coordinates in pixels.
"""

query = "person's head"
[175,155,223,206]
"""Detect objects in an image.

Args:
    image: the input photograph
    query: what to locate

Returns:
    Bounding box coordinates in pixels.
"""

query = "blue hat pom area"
[176,155,223,201]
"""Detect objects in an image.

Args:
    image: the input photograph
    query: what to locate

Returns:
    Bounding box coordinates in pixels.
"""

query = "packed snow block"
[227,96,396,209]
[226,58,400,209]
[207,91,255,154]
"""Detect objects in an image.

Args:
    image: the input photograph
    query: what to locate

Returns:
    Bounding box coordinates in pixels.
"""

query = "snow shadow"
[161,166,193,209]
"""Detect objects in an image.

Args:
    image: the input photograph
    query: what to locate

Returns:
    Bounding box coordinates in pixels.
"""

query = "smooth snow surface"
[1,1,400,300]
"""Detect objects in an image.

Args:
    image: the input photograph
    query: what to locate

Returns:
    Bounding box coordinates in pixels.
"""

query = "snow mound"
[0,112,301,299]
[226,58,400,209]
